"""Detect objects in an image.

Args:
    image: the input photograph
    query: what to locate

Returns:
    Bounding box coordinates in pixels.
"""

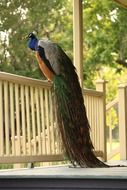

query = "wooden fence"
[0,72,106,164]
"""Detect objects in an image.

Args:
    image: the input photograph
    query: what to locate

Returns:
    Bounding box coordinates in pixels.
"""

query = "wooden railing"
[83,80,107,161]
[0,72,63,164]
[106,98,120,160]
[105,83,127,160]
[0,72,107,164]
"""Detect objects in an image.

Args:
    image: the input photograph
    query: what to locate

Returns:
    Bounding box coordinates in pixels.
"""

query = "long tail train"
[53,73,109,168]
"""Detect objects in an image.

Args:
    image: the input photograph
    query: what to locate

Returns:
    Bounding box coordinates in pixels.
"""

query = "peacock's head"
[27,32,38,51]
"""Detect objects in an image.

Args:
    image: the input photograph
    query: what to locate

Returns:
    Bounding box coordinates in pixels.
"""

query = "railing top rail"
[0,72,105,97]
[106,98,118,111]
[0,71,52,88]
[82,88,104,97]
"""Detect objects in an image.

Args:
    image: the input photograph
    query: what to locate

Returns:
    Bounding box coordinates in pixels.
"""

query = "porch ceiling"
[113,0,127,8]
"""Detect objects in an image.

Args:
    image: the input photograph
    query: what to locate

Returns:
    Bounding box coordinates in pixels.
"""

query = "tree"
[83,0,127,87]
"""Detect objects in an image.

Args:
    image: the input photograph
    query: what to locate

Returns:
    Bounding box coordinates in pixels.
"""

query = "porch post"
[73,0,83,87]
[118,84,127,160]
[96,80,107,161]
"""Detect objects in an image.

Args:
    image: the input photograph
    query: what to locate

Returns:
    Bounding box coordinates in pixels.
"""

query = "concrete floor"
[0,160,127,179]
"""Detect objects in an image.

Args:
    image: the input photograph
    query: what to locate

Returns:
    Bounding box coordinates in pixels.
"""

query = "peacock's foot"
[68,161,78,168]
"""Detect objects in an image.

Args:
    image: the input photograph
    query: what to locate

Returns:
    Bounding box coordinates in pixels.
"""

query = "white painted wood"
[96,80,107,161]
[0,81,4,155]
[45,89,51,154]
[49,90,55,154]
[118,84,127,159]
[15,83,21,155]
[0,71,52,88]
[40,88,46,155]
[73,0,83,86]
[30,86,36,155]
[4,81,10,155]
[9,83,15,155]
[35,87,42,155]
[25,86,31,155]
[20,85,26,155]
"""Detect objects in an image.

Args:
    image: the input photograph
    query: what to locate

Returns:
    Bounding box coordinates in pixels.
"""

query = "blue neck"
[28,38,38,51]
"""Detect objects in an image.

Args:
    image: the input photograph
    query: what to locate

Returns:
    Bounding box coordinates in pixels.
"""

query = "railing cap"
[118,83,127,88]
[0,71,52,88]
[95,79,108,84]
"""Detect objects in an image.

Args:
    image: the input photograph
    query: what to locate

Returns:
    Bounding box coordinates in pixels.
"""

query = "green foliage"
[107,107,118,130]
[94,65,127,102]
[83,0,127,87]
[0,164,13,169]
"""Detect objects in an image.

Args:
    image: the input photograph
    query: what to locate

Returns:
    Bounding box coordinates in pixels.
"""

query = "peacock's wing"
[38,40,62,75]
[38,39,76,76]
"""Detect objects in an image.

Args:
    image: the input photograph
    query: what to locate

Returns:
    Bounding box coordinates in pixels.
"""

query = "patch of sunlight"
[110,153,120,161]
[107,141,120,161]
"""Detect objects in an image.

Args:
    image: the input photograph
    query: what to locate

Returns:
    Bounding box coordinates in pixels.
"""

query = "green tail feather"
[53,74,108,168]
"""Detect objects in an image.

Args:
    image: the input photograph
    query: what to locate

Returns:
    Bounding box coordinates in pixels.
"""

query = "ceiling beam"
[113,0,127,8]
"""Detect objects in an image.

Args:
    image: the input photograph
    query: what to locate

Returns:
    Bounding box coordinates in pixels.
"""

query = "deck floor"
[0,160,127,179]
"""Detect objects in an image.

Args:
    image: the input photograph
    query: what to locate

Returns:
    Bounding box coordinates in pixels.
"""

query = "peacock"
[27,32,109,168]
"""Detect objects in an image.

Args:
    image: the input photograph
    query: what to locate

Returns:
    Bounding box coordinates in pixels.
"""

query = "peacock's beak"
[21,35,29,41]
[25,34,29,39]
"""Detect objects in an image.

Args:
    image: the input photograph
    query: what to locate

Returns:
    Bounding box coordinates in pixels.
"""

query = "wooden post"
[96,79,107,161]
[73,0,83,87]
[118,84,127,160]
